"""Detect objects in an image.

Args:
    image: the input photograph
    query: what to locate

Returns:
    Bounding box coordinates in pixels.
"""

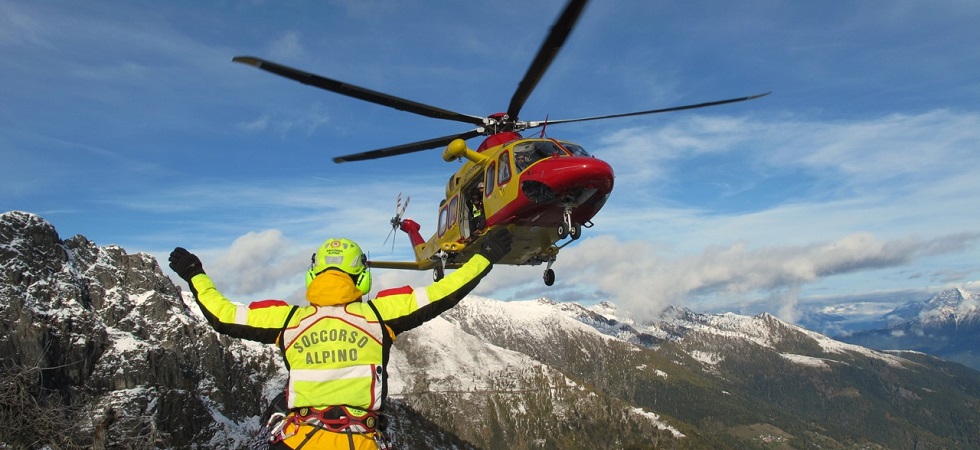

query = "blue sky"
[3,0,980,321]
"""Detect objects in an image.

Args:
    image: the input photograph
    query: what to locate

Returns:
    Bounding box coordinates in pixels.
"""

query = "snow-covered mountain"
[394,295,980,448]
[0,211,287,448]
[885,288,980,326]
[796,298,909,335]
[836,288,980,371]
[3,210,980,449]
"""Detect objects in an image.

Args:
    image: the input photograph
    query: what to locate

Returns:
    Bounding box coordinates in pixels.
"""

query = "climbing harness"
[268,405,393,449]
[291,406,379,433]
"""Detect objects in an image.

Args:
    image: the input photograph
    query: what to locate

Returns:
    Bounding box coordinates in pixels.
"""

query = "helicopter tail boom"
[398,219,426,261]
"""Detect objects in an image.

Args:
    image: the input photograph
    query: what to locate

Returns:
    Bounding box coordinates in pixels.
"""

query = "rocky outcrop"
[0,211,285,448]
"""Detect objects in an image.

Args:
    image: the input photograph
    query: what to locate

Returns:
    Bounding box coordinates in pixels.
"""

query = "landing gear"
[433,250,448,281]
[543,269,555,286]
[557,222,569,239]
[557,206,582,240]
[542,257,556,286]
[557,221,582,240]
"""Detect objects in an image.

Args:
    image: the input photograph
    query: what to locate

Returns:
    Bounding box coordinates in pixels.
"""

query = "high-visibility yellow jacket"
[187,254,493,411]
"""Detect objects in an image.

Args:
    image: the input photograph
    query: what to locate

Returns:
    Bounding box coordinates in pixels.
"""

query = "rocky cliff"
[0,211,285,448]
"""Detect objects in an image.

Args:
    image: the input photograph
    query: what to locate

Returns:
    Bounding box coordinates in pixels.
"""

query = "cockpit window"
[513,140,564,172]
[497,151,511,185]
[438,203,448,236]
[560,142,591,157]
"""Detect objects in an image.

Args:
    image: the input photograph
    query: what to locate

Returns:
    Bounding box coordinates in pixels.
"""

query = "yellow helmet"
[306,238,371,294]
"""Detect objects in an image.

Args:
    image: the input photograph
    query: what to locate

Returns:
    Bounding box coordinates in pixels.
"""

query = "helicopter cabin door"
[461,179,486,240]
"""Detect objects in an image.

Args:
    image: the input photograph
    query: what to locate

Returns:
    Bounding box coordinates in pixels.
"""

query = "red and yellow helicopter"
[233,0,767,286]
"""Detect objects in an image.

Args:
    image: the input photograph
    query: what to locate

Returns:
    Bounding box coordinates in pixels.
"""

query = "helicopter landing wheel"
[543,268,556,286]
[433,267,444,282]
[557,223,569,239]
[569,223,582,240]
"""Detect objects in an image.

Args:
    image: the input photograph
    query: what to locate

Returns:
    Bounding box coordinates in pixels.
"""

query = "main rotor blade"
[527,92,771,128]
[506,0,589,121]
[333,129,485,163]
[233,56,486,126]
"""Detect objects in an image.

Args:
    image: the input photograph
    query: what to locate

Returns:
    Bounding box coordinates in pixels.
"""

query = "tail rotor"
[384,193,411,251]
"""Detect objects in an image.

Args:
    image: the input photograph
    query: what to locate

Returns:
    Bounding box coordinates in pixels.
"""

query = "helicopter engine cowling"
[443,139,490,163]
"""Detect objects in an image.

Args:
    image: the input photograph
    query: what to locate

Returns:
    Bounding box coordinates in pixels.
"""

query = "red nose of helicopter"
[519,156,614,206]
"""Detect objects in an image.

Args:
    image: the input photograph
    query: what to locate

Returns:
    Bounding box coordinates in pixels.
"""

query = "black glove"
[480,228,513,264]
[169,247,205,282]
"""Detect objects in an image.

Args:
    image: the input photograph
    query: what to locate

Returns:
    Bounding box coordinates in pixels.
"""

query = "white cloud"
[268,31,306,60]
[207,230,308,296]
[780,110,980,182]
[592,109,980,251]
[238,114,271,132]
[0,1,45,46]
[523,231,980,322]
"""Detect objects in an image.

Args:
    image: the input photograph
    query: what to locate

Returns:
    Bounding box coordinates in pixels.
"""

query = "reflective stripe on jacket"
[188,253,493,411]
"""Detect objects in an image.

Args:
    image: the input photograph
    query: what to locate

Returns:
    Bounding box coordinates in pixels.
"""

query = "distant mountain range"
[2,210,979,449]
[832,289,980,371]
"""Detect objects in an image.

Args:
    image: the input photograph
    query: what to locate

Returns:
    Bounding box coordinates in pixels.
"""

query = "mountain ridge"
[3,210,979,449]
[836,288,980,371]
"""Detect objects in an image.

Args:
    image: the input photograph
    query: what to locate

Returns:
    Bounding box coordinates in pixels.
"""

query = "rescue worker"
[168,228,513,450]
[470,183,485,234]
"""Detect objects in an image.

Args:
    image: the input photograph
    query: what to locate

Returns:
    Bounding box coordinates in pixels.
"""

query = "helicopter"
[233,0,768,286]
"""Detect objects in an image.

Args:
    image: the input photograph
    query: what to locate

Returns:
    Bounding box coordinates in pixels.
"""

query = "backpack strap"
[277,305,300,369]
[365,300,391,410]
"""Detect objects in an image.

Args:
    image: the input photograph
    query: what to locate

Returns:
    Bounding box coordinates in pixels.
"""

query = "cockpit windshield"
[559,142,591,157]
[513,140,564,172]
